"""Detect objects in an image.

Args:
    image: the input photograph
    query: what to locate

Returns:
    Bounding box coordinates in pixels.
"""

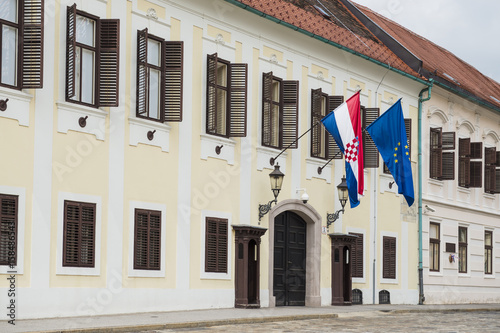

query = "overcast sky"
[352,0,500,83]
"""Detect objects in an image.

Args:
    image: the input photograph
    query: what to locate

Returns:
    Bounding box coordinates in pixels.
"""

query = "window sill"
[380,278,399,285]
[256,146,287,173]
[57,101,107,141]
[0,86,33,127]
[200,134,236,165]
[484,274,495,279]
[129,117,171,152]
[305,157,331,183]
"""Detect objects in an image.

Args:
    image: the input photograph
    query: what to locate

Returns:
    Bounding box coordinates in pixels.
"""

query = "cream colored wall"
[0,100,35,288]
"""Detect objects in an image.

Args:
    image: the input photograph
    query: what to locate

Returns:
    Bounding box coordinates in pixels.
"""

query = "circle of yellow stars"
[394,142,410,164]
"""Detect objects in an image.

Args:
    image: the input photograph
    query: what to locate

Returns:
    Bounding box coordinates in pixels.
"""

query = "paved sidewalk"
[3,303,500,333]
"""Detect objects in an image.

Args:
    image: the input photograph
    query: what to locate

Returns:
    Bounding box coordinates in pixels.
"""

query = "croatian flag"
[321,91,364,208]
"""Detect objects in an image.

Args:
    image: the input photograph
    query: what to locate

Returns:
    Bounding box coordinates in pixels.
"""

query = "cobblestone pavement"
[139,311,500,333]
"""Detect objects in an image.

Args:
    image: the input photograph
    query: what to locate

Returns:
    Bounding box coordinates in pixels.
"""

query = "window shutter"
[148,212,161,270]
[383,236,396,279]
[310,89,323,158]
[0,195,18,266]
[485,147,496,193]
[134,209,161,270]
[363,107,379,168]
[98,19,120,107]
[404,118,412,156]
[80,204,96,267]
[205,218,228,273]
[350,233,363,278]
[63,201,95,267]
[206,53,218,135]
[470,142,483,159]
[20,0,44,88]
[442,152,455,180]
[262,72,273,147]
[442,132,456,150]
[228,63,247,137]
[429,128,442,179]
[282,80,299,149]
[164,41,183,122]
[63,202,80,266]
[136,29,148,117]
[459,138,471,187]
[65,4,77,99]
[470,161,482,188]
[327,95,344,159]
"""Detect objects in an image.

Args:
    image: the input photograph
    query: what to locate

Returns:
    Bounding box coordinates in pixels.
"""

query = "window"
[206,53,247,137]
[484,147,500,193]
[310,88,343,159]
[458,138,482,188]
[66,4,119,107]
[429,127,455,180]
[485,230,493,274]
[458,226,467,273]
[205,217,228,273]
[363,106,380,168]
[350,232,363,278]
[0,194,18,266]
[429,223,440,272]
[262,72,298,149]
[63,200,96,267]
[384,118,411,174]
[383,236,396,279]
[137,29,183,122]
[134,209,161,270]
[0,0,44,89]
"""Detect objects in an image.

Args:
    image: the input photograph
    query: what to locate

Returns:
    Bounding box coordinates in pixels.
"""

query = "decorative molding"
[56,101,107,141]
[215,33,225,45]
[129,117,171,152]
[200,134,236,165]
[0,86,32,126]
[146,7,158,20]
[256,146,287,172]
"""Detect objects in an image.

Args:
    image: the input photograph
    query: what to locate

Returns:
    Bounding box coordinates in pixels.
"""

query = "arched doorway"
[273,211,307,306]
[268,199,322,307]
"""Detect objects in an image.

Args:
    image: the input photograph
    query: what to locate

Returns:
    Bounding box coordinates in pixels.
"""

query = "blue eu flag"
[366,99,414,206]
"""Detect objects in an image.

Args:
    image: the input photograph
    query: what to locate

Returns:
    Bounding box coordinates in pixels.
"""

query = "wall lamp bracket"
[258,198,277,223]
[326,209,344,228]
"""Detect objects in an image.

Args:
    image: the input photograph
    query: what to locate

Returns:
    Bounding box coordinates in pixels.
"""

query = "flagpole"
[270,121,322,166]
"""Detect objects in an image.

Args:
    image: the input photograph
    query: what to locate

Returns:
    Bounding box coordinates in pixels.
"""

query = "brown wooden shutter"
[0,195,18,266]
[327,95,344,159]
[441,132,455,180]
[485,147,496,193]
[228,63,247,137]
[429,128,442,179]
[470,161,482,188]
[383,236,396,279]
[164,41,183,122]
[363,107,379,168]
[98,19,120,107]
[470,142,483,159]
[134,209,161,270]
[350,233,363,278]
[459,138,471,187]
[63,201,96,268]
[442,152,455,180]
[206,53,218,135]
[310,88,323,158]
[20,0,44,88]
[262,72,273,147]
[282,80,299,149]
[136,29,148,117]
[205,217,228,273]
[66,4,77,99]
[405,118,412,156]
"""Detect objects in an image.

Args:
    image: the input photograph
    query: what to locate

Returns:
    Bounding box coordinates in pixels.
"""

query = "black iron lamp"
[326,176,348,228]
[258,163,285,222]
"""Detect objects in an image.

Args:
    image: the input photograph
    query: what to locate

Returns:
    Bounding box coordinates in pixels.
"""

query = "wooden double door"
[273,211,307,306]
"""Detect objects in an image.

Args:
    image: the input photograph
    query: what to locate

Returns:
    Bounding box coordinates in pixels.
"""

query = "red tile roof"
[354,2,500,110]
[229,0,422,79]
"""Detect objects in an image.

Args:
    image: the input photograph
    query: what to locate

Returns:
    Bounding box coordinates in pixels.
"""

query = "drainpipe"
[418,78,433,305]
